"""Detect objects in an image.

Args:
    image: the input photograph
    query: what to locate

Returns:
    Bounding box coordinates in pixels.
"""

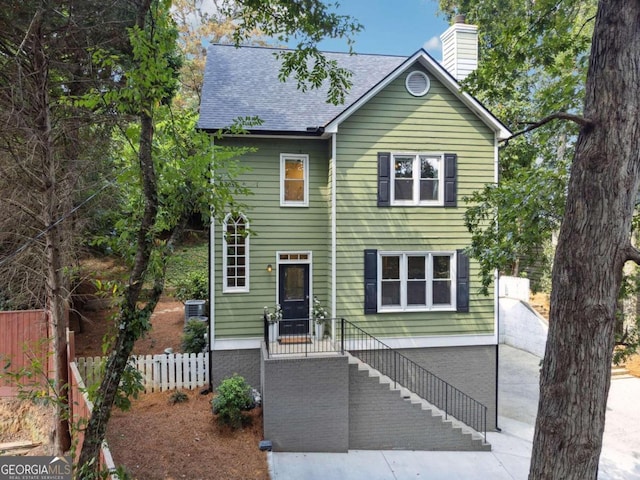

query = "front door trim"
[276,251,312,337]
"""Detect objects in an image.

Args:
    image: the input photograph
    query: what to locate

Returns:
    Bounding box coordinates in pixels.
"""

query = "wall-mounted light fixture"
[266,264,273,273]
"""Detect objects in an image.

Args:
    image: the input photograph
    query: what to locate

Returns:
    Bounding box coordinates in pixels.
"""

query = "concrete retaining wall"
[499,276,530,302]
[499,298,548,358]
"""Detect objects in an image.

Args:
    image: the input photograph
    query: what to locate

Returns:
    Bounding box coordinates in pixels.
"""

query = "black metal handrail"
[261,315,487,441]
[263,315,335,357]
[339,318,488,442]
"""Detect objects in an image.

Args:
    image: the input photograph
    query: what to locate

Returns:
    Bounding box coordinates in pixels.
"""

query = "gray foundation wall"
[348,362,486,450]
[210,348,261,391]
[261,347,349,452]
[212,343,497,452]
[397,345,498,430]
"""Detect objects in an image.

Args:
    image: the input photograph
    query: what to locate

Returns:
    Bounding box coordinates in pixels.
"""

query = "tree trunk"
[77,107,158,471]
[32,10,71,455]
[529,1,640,479]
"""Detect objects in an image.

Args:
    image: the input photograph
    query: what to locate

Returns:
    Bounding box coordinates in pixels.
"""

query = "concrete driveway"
[269,345,640,479]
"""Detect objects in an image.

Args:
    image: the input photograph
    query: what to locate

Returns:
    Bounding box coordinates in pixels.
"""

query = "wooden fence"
[75,352,209,393]
[0,310,49,396]
[68,360,118,479]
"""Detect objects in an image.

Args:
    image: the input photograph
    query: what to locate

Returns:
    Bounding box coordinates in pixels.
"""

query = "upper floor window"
[392,154,442,205]
[280,153,309,207]
[377,152,457,208]
[379,251,455,311]
[223,213,249,293]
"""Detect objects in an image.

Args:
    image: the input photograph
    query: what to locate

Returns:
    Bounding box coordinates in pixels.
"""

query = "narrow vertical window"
[280,153,309,206]
[407,255,427,306]
[432,255,452,305]
[223,213,249,293]
[394,156,414,201]
[419,156,440,202]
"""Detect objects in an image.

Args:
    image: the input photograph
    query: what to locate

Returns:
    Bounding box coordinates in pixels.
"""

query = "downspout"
[208,141,216,392]
[494,134,501,431]
[331,132,337,334]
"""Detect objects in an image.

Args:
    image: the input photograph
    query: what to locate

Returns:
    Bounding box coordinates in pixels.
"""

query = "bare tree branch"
[625,244,640,265]
[501,112,594,144]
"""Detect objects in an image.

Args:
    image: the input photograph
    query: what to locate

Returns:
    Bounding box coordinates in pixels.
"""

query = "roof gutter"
[196,127,327,138]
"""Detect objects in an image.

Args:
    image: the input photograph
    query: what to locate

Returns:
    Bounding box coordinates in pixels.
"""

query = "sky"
[310,0,450,60]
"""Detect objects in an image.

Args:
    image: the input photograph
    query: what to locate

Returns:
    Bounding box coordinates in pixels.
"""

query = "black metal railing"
[262,316,487,441]
[263,315,337,357]
[339,318,487,442]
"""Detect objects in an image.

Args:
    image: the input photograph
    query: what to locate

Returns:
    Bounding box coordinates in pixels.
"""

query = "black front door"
[278,264,310,336]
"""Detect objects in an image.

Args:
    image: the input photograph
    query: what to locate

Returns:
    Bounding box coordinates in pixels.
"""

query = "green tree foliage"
[172,0,269,109]
[465,164,567,293]
[174,271,209,303]
[439,2,640,478]
[182,318,209,353]
[223,0,362,105]
[78,0,359,470]
[439,0,597,286]
[0,0,142,455]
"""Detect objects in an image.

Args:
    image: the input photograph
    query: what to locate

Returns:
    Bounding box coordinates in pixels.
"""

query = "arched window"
[223,213,249,293]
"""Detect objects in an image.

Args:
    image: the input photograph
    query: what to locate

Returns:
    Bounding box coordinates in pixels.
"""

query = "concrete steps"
[348,355,491,451]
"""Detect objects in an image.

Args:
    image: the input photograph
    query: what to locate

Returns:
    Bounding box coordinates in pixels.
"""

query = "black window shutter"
[456,249,470,313]
[444,153,457,207]
[377,152,391,206]
[364,249,378,313]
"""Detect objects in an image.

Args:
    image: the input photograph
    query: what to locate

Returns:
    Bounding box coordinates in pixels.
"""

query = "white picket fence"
[75,352,209,393]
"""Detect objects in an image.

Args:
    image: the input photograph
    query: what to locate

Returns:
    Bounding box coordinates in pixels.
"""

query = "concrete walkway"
[269,345,640,479]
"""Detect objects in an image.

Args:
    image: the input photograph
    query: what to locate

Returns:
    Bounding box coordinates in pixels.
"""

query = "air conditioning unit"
[184,299,206,323]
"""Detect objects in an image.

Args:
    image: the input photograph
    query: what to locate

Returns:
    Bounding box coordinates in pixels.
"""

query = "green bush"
[174,271,208,303]
[168,391,189,405]
[182,318,208,353]
[212,374,254,429]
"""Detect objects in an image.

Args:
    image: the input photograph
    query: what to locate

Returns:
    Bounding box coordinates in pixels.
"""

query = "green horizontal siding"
[211,63,499,341]
[213,137,330,338]
[334,64,496,338]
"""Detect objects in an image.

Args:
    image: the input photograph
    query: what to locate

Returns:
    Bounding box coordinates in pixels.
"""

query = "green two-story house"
[198,18,510,452]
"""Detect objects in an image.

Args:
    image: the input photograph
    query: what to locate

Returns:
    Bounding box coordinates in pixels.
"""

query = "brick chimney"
[440,14,478,81]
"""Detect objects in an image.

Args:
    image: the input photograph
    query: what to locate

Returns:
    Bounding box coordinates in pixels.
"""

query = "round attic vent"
[405,71,430,97]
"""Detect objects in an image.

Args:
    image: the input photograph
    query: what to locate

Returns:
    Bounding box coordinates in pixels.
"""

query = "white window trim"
[390,153,444,206]
[275,251,313,322]
[377,251,456,312]
[222,213,250,293]
[280,153,309,207]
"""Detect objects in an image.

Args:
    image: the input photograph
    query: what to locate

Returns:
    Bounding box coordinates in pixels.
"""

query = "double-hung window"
[392,154,443,205]
[223,213,249,293]
[377,152,457,207]
[280,153,309,206]
[379,252,455,311]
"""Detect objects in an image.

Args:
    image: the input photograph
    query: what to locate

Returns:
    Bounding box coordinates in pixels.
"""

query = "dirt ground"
[0,398,54,456]
[106,390,268,480]
[73,298,185,357]
[73,295,269,479]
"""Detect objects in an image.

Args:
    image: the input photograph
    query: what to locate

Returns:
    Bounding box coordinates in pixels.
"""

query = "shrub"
[212,374,254,429]
[174,271,208,303]
[168,391,189,405]
[182,318,208,353]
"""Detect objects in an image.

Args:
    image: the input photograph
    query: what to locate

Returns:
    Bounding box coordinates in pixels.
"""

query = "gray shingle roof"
[197,44,406,133]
